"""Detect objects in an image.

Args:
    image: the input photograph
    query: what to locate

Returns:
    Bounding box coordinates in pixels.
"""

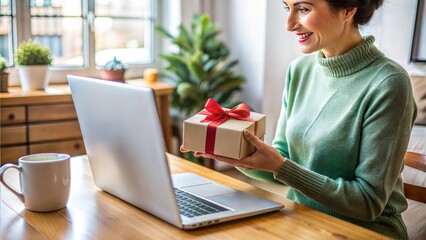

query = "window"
[411,0,426,62]
[30,0,84,67]
[0,0,157,80]
[0,0,13,64]
[94,0,153,66]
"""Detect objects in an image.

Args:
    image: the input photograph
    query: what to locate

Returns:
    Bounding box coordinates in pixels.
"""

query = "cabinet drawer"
[30,139,86,156]
[1,125,27,145]
[28,104,77,122]
[1,107,26,125]
[1,146,27,165]
[29,121,82,142]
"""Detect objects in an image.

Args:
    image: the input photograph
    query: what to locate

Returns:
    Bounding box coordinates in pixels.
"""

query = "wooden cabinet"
[1,86,85,164]
[1,82,174,165]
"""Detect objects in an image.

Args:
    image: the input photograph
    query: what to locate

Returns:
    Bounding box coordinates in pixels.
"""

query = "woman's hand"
[195,130,285,174]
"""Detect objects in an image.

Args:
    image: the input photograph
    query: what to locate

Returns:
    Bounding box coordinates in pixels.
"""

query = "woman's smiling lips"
[297,32,313,43]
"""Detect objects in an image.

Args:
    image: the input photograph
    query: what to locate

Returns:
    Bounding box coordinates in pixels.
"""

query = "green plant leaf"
[201,30,221,48]
[203,59,221,73]
[157,13,245,126]
[185,51,206,83]
[210,76,245,93]
[208,60,239,84]
[160,54,191,83]
[155,26,175,39]
[175,25,193,52]
[159,72,179,83]
[15,39,52,65]
[0,55,7,72]
[215,87,242,105]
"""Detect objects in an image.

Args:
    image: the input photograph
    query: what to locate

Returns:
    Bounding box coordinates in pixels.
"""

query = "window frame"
[7,0,161,83]
[410,0,426,62]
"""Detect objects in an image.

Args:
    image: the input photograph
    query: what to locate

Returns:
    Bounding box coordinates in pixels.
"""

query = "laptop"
[68,75,283,229]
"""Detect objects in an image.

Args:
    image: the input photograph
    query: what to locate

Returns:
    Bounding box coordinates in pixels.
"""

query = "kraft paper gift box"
[182,99,266,160]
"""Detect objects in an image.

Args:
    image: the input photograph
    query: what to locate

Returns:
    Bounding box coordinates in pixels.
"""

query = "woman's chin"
[300,47,315,54]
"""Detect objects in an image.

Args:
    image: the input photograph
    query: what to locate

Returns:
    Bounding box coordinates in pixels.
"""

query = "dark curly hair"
[325,0,384,26]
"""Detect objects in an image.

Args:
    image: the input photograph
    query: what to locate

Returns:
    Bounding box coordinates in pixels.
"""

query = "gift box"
[182,99,266,160]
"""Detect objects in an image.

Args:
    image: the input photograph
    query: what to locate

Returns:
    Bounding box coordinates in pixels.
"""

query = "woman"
[197,0,417,239]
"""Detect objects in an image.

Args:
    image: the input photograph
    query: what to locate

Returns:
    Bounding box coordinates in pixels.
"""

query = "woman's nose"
[286,12,299,32]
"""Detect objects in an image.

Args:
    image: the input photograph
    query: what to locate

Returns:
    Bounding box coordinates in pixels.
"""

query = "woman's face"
[283,0,357,57]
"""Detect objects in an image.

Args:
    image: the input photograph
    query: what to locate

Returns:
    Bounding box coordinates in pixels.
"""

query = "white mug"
[0,153,71,212]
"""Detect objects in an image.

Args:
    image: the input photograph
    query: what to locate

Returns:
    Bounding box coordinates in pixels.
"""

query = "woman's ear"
[344,7,357,22]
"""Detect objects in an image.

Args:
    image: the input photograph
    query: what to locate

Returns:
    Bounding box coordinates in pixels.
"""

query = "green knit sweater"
[238,36,417,239]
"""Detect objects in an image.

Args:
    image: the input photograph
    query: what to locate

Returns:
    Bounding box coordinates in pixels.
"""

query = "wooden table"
[0,154,388,240]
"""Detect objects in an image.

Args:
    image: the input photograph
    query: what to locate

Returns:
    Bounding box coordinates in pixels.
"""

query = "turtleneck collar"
[317,36,384,78]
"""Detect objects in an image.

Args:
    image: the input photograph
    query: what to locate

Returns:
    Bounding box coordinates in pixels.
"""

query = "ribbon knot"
[199,98,254,155]
[200,98,250,125]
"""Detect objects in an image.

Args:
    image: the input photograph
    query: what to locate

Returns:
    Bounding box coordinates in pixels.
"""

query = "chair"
[401,151,426,240]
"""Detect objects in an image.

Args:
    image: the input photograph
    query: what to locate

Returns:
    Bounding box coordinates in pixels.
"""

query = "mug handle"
[0,164,25,202]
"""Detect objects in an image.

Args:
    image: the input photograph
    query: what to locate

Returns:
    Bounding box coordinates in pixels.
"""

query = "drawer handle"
[8,113,15,121]
[74,143,81,149]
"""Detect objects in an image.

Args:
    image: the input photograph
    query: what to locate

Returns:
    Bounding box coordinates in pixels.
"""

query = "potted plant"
[0,55,9,93]
[156,14,245,116]
[156,14,245,163]
[15,39,52,91]
[100,57,128,82]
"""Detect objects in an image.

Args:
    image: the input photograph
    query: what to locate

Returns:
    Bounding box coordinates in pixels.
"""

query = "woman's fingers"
[179,145,190,153]
[194,152,204,157]
[243,130,263,148]
[203,153,237,165]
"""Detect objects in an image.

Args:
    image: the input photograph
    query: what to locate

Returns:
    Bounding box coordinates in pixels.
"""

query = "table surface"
[1,154,388,240]
[0,80,173,104]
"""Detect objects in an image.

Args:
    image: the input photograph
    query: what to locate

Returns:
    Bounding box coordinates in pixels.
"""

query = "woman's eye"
[298,7,310,14]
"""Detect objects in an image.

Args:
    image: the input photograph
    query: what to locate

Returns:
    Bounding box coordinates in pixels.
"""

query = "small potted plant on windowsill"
[99,57,128,83]
[15,39,53,91]
[0,55,9,93]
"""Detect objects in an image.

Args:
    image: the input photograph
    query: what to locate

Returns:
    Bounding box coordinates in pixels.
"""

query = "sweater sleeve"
[236,67,293,185]
[235,104,289,185]
[274,74,417,221]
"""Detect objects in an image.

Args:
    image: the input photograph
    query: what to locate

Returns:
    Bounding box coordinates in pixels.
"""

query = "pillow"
[411,76,426,125]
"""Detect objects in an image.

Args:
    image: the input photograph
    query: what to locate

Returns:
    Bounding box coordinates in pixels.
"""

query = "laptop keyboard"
[174,188,228,218]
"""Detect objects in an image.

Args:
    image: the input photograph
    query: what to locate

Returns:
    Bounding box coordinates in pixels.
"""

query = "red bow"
[200,98,251,124]
[199,98,254,155]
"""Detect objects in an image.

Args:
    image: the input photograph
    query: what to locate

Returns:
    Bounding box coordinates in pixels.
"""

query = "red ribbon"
[199,98,257,155]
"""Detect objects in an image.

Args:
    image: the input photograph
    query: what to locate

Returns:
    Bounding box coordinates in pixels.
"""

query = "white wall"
[362,0,426,74]
[224,0,267,113]
[262,1,302,143]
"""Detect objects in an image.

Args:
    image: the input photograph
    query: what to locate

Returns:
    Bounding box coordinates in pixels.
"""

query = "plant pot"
[100,69,125,83]
[18,65,50,91]
[0,71,9,93]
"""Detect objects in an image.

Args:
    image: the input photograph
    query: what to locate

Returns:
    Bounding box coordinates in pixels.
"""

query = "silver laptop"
[68,75,283,229]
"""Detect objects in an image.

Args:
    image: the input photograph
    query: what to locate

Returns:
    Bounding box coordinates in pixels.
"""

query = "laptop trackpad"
[183,183,235,197]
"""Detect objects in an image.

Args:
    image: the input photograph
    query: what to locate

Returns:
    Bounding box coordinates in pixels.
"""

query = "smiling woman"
[204,1,417,239]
